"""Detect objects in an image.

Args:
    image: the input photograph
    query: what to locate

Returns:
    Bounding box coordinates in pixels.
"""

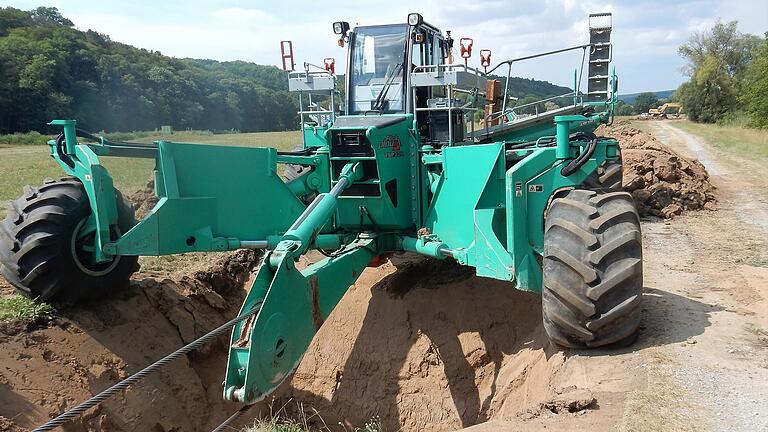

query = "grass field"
[0,130,301,217]
[671,120,768,160]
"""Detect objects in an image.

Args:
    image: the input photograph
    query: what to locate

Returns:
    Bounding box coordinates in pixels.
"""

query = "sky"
[3,0,767,94]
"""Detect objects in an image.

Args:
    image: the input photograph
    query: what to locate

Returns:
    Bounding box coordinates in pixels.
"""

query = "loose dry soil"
[1,121,767,432]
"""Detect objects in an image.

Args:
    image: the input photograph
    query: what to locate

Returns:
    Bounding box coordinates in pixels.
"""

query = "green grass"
[744,323,768,348]
[671,120,768,160]
[0,128,252,146]
[0,295,54,322]
[242,417,384,432]
[0,130,301,219]
[0,131,52,145]
[240,401,383,432]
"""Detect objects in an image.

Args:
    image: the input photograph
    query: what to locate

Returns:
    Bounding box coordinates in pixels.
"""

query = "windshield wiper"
[371,63,403,112]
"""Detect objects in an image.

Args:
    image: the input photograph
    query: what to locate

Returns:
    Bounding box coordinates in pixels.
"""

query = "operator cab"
[342,17,447,125]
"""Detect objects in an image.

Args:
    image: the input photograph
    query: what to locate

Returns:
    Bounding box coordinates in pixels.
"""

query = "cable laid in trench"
[32,306,261,432]
[211,404,254,432]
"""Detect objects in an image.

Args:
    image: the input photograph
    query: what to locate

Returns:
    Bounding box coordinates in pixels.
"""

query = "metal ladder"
[587,13,612,102]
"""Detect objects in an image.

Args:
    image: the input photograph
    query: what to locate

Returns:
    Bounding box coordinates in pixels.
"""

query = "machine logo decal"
[380,135,403,158]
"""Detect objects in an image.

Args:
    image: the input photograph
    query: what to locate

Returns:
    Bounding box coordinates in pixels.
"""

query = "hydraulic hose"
[560,132,597,177]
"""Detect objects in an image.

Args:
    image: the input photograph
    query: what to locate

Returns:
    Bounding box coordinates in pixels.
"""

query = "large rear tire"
[0,178,139,302]
[542,189,642,348]
[582,149,623,191]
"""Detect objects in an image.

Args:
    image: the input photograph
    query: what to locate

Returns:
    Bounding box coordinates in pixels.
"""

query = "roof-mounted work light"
[333,21,350,35]
[407,13,423,26]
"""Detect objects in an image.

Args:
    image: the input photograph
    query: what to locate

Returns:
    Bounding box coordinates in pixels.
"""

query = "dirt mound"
[596,121,716,218]
[263,254,622,431]
[1,249,640,432]
[127,178,159,219]
[0,250,260,432]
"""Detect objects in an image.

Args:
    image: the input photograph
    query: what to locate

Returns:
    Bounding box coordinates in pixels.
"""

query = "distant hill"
[618,90,675,104]
[0,6,298,134]
[489,75,573,99]
[0,6,579,134]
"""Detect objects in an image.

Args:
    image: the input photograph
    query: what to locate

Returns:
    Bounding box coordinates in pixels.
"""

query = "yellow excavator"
[648,102,683,119]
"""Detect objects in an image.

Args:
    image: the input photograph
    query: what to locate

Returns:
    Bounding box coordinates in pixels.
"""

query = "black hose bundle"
[560,132,597,177]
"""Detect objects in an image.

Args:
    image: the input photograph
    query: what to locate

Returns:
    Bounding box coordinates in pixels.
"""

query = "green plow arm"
[223,240,376,404]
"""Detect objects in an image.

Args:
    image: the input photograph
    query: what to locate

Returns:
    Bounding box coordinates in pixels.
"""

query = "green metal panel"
[303,125,329,148]
[330,115,416,231]
[422,142,505,257]
[505,139,615,293]
[115,142,309,255]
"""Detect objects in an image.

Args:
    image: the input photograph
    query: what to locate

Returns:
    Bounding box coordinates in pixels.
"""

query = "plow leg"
[223,240,376,403]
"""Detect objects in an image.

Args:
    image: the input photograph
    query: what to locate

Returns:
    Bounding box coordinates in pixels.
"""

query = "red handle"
[324,57,335,74]
[459,37,473,59]
[480,49,492,69]
[280,40,295,71]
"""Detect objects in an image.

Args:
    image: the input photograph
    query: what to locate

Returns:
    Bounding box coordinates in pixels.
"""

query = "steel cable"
[210,405,254,432]
[32,306,260,432]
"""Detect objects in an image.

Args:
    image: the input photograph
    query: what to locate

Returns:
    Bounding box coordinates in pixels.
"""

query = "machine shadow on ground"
[283,253,718,430]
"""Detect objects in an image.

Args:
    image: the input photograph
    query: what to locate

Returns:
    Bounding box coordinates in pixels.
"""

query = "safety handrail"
[411,63,487,76]
[484,44,595,75]
[482,92,586,134]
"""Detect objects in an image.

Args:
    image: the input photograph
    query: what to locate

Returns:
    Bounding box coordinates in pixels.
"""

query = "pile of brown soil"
[272,254,608,431]
[127,178,159,219]
[597,121,716,218]
[0,250,259,432]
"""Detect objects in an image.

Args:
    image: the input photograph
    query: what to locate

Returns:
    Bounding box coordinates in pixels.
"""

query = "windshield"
[349,24,407,114]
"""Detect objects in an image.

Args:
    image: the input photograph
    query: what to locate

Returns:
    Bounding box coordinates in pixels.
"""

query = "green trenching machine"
[0,12,642,404]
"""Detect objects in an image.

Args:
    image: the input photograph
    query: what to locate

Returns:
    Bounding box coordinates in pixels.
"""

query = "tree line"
[677,21,767,127]
[614,21,767,128]
[0,7,298,134]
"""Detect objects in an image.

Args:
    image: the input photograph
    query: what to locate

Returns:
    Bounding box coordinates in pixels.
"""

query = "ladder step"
[588,75,609,80]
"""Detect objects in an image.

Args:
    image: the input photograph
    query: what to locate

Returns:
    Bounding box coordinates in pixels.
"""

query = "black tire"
[0,178,139,302]
[582,149,623,191]
[542,189,642,348]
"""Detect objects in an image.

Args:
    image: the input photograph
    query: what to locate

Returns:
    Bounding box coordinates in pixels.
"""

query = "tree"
[29,7,73,27]
[633,92,658,114]
[0,7,32,36]
[0,7,300,134]
[742,38,768,128]
[678,55,737,123]
[679,21,761,79]
[676,20,762,123]
[615,100,634,116]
